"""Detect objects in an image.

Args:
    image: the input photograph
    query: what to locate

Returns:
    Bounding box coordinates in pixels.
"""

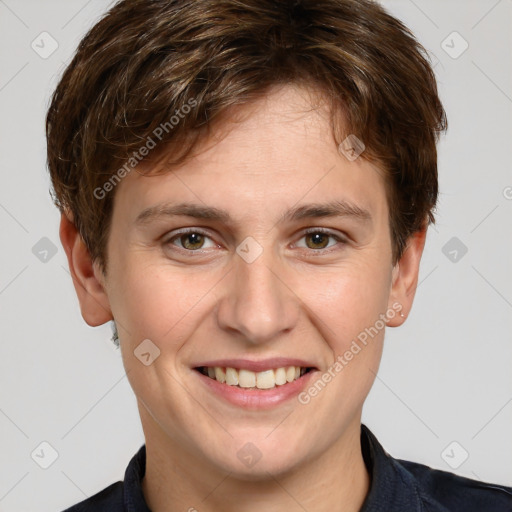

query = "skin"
[60,83,427,512]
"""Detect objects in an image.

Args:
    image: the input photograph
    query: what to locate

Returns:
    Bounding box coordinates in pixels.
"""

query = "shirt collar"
[359,423,425,511]
[123,423,425,511]
[123,443,151,512]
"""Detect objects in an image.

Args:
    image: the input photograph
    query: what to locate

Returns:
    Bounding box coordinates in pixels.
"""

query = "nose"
[216,249,300,345]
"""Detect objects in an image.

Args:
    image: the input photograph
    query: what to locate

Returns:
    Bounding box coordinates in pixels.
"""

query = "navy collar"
[359,424,426,511]
[123,442,151,512]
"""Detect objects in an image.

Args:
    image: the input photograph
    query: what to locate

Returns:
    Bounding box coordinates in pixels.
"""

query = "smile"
[195,366,314,390]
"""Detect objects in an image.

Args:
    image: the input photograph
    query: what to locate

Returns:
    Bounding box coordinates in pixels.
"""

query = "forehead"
[112,84,388,228]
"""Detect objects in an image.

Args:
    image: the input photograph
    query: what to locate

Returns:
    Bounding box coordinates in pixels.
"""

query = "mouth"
[194,365,316,390]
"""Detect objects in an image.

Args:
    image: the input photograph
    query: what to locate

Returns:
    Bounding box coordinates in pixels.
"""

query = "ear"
[386,221,428,327]
[59,211,113,326]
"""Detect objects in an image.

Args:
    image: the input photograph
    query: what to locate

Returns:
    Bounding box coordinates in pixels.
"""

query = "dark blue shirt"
[62,424,512,511]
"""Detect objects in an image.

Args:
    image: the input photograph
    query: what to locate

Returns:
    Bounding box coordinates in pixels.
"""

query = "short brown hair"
[46,0,447,274]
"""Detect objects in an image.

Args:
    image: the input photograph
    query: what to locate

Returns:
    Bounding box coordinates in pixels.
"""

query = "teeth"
[256,370,275,389]
[275,367,287,385]
[214,367,226,384]
[238,369,256,388]
[202,365,309,389]
[226,367,239,386]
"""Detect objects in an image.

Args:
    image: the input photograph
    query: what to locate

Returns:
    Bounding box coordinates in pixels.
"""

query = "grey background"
[0,0,511,510]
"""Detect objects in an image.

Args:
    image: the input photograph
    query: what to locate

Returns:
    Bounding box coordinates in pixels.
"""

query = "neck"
[141,410,370,512]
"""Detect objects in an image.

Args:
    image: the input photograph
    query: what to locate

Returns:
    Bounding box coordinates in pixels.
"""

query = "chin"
[200,434,312,480]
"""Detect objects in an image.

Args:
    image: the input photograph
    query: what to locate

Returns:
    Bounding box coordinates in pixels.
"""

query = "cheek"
[110,258,223,354]
[297,262,391,348]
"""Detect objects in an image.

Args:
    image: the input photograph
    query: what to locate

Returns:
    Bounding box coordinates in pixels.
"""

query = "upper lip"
[193,358,318,373]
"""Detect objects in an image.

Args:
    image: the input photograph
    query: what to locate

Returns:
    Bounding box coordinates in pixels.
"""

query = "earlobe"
[386,223,428,327]
[59,212,113,327]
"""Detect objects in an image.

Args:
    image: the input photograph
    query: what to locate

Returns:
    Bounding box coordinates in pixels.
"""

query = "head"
[49,0,446,478]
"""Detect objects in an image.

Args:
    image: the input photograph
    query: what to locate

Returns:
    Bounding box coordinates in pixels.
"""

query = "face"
[71,83,422,478]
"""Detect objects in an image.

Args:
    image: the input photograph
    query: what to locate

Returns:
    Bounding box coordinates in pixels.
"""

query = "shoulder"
[61,481,124,511]
[397,458,512,511]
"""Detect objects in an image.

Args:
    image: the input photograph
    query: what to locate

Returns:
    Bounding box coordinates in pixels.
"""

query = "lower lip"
[194,369,319,410]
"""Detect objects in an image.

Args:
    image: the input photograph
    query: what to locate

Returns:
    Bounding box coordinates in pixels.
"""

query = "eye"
[165,229,217,251]
[163,227,347,254]
[295,228,347,251]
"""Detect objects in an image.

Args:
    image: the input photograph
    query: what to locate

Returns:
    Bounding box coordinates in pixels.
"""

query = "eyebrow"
[134,200,372,227]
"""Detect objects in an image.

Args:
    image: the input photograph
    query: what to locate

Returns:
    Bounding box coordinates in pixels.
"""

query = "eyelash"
[163,227,348,254]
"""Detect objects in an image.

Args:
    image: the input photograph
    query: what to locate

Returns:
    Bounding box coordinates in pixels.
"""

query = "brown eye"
[295,229,347,252]
[305,232,330,249]
[179,232,205,250]
[165,229,216,251]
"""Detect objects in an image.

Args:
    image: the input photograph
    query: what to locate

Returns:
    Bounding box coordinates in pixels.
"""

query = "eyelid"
[301,226,347,240]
